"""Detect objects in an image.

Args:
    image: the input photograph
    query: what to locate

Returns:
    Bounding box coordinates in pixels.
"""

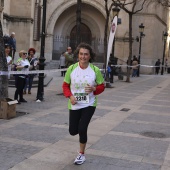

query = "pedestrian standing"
[5,44,12,79]
[107,62,112,82]
[132,58,138,77]
[9,32,16,61]
[13,56,22,103]
[24,48,38,94]
[65,47,74,68]
[126,57,132,72]
[62,43,105,165]
[59,52,66,76]
[155,59,161,75]
[165,58,168,73]
[14,50,30,103]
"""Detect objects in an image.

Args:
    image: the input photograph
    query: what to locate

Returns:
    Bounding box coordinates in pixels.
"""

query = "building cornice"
[3,13,33,23]
[135,13,167,27]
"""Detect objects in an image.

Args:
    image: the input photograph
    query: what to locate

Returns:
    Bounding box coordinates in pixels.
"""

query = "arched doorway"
[70,23,92,51]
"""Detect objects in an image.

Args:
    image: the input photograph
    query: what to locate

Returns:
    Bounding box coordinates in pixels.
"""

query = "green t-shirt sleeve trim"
[64,65,72,84]
[64,63,78,84]
[94,66,104,85]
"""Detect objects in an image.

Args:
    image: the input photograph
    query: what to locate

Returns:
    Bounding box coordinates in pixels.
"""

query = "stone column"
[0,0,4,21]
[0,0,8,100]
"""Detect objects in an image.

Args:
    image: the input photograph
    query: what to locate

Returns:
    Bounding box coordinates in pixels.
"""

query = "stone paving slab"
[0,119,8,125]
[90,134,169,160]
[136,78,165,85]
[98,99,124,108]
[103,95,133,102]
[115,89,145,95]
[161,166,170,170]
[0,141,42,170]
[108,92,140,98]
[63,155,161,170]
[127,113,170,124]
[151,96,170,101]
[94,108,112,117]
[139,105,170,113]
[0,123,68,143]
[147,100,170,106]
[113,121,170,137]
[10,159,65,170]
[33,112,69,125]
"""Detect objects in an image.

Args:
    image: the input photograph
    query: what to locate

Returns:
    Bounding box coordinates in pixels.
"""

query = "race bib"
[74,93,89,103]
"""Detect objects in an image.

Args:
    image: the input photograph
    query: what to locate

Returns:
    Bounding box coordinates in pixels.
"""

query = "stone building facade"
[0,0,169,73]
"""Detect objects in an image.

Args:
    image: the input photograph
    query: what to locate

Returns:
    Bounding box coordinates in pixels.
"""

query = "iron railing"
[52,35,104,62]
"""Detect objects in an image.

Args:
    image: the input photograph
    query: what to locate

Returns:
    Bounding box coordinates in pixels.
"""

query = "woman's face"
[5,47,10,55]
[22,52,27,59]
[29,51,34,56]
[78,48,91,65]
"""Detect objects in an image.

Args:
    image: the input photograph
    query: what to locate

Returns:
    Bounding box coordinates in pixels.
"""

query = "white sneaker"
[74,153,86,165]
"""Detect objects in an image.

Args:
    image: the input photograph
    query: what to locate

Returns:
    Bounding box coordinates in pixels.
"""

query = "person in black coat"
[9,32,16,61]
[155,59,161,74]
[23,48,38,94]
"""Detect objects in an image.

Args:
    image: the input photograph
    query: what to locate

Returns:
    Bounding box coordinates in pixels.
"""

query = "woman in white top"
[14,50,30,103]
[5,44,12,79]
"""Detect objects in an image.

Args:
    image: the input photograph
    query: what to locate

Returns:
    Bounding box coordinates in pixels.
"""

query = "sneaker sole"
[74,160,85,165]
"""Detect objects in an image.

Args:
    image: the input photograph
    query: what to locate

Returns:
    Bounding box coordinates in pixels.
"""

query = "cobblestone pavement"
[1,71,170,170]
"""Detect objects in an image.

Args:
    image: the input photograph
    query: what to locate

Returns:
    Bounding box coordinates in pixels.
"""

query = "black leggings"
[69,106,96,144]
[14,76,26,100]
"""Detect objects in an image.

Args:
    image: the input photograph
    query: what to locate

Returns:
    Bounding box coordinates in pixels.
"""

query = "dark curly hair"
[74,42,95,63]
[28,48,36,54]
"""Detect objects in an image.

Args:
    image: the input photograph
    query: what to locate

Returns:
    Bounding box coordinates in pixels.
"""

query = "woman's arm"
[16,65,24,69]
[62,82,72,98]
[93,83,105,95]
[62,82,77,105]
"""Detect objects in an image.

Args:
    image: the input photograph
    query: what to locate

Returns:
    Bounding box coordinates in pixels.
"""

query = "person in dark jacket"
[24,48,38,94]
[65,47,74,68]
[9,32,16,61]
[155,59,161,74]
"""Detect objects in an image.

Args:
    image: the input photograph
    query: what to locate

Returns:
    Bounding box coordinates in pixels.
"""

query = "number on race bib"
[75,96,87,101]
[74,93,89,103]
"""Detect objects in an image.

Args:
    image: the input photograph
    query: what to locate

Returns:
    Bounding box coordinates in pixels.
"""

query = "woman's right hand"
[24,65,29,68]
[70,96,77,105]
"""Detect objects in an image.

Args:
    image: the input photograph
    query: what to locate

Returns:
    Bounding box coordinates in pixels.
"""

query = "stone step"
[45,61,60,70]
[8,75,53,88]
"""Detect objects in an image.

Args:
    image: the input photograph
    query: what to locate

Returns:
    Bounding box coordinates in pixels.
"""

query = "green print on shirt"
[75,83,80,90]
[74,82,88,91]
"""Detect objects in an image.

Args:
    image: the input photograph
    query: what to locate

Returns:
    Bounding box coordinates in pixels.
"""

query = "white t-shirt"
[64,62,104,110]
[17,59,30,78]
[6,56,12,71]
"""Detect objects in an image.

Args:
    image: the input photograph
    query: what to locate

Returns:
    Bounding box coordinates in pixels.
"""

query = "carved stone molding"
[3,13,33,23]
